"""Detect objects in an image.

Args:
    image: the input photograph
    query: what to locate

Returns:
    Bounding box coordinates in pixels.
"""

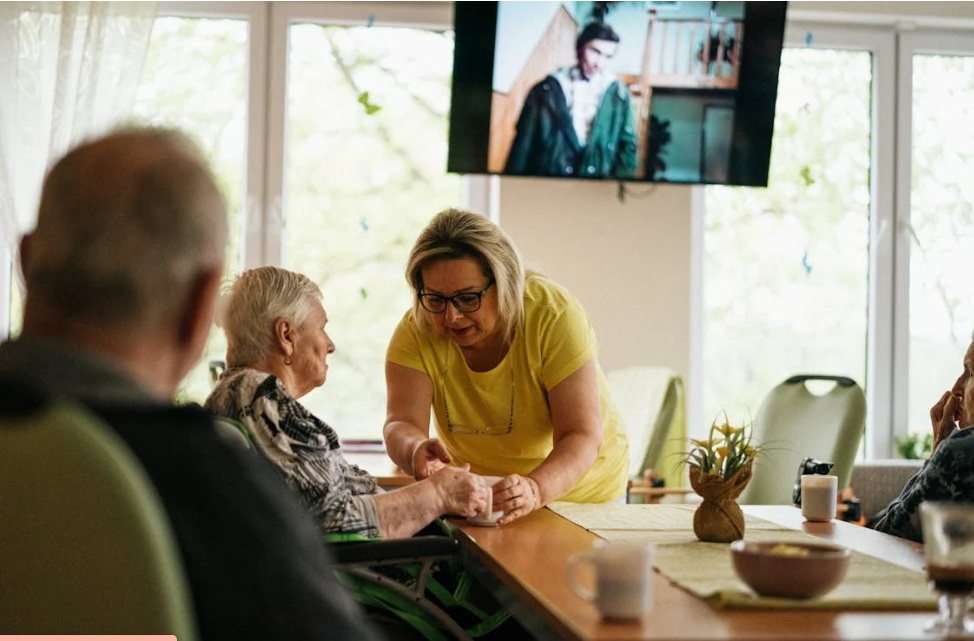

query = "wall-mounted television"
[448,1,788,187]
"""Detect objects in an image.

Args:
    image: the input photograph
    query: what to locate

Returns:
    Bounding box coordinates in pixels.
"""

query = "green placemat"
[548,503,936,610]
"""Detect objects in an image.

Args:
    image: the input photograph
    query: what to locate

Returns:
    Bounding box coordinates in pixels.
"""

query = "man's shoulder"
[528,71,566,98]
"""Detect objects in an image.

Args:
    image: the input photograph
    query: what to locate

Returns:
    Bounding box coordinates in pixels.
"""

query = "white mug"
[567,541,654,620]
[469,475,505,526]
[801,474,838,522]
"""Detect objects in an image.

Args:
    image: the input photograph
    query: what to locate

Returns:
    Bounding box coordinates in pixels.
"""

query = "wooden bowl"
[730,540,851,599]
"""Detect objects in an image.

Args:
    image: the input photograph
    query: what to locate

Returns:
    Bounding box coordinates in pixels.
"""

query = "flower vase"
[689,460,753,543]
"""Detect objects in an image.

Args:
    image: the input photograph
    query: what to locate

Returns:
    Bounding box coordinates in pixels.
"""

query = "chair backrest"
[739,375,867,506]
[606,366,687,487]
[0,399,197,637]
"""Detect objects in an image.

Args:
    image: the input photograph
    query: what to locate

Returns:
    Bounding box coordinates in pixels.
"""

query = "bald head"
[23,128,228,329]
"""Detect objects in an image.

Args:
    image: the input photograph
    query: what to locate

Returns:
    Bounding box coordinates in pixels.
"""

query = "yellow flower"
[680,415,764,480]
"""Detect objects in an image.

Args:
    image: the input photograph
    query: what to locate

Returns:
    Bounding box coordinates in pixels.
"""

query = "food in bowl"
[730,540,851,599]
[767,543,812,557]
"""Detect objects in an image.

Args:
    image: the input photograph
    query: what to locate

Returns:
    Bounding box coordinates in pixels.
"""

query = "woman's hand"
[493,474,543,525]
[411,438,452,480]
[430,464,488,518]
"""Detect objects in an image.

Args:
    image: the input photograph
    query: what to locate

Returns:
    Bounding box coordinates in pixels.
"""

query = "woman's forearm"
[528,431,601,505]
[383,420,429,474]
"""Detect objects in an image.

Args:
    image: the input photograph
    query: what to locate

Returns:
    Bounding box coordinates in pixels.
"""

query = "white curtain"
[0,1,157,281]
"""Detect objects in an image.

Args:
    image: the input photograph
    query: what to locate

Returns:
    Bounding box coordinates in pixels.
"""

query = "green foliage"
[357,91,382,115]
[681,415,763,480]
[894,432,934,460]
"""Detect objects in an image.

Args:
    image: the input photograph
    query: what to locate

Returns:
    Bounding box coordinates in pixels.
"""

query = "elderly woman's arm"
[384,361,453,479]
[373,466,487,539]
[494,359,603,524]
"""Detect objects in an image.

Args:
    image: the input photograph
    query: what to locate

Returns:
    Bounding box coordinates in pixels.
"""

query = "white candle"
[801,474,838,522]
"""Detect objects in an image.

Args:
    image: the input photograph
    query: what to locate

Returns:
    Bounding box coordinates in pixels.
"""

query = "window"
[132,13,250,402]
[701,23,974,457]
[702,41,873,428]
[900,34,974,438]
[280,22,460,438]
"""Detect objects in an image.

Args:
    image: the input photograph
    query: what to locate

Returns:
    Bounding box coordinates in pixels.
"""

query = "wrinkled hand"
[431,464,488,518]
[493,474,543,525]
[411,438,452,480]
[931,386,962,450]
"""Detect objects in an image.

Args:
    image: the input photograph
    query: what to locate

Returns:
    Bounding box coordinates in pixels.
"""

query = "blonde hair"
[405,209,526,340]
[220,266,322,367]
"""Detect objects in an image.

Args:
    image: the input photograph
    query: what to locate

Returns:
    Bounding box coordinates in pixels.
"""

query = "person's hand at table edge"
[494,474,543,525]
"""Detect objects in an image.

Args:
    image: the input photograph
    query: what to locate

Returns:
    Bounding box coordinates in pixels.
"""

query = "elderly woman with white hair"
[205,266,489,540]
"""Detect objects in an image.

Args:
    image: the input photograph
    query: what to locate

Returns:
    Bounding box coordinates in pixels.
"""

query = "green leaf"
[799,165,815,186]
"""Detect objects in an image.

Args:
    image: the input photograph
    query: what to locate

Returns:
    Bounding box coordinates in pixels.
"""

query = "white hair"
[219,266,322,367]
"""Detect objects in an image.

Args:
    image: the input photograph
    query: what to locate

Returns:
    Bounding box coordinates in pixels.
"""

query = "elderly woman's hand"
[932,383,963,450]
[493,474,543,525]
[430,464,488,518]
[411,437,452,480]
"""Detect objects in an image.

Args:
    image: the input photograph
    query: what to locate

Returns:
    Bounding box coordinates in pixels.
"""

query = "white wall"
[499,178,693,378]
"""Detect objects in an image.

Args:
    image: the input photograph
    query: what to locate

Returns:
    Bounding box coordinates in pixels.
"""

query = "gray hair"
[24,126,228,328]
[220,266,322,367]
[405,209,526,340]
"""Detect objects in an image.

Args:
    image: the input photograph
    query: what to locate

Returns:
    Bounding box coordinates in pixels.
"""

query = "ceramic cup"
[567,541,654,620]
[469,475,505,527]
[801,474,838,522]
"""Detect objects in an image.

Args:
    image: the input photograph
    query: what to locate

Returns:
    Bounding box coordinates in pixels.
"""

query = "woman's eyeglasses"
[441,358,514,436]
[419,281,494,314]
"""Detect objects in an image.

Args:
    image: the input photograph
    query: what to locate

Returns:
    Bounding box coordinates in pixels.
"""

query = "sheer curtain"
[0,2,156,280]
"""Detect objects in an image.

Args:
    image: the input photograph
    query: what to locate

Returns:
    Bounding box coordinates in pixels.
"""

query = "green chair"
[739,375,867,506]
[607,366,687,490]
[0,390,197,637]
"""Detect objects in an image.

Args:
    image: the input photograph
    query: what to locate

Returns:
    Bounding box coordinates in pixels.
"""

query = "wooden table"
[451,505,933,641]
[343,450,414,487]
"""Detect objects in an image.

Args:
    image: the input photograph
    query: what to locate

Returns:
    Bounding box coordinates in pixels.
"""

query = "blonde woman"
[384,209,630,525]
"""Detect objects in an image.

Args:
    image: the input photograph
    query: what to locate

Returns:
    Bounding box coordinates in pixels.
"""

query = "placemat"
[548,503,936,610]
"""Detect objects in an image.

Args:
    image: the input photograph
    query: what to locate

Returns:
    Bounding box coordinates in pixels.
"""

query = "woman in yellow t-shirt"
[384,208,629,525]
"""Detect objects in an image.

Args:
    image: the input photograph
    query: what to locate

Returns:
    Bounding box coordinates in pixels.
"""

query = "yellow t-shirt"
[386,276,629,503]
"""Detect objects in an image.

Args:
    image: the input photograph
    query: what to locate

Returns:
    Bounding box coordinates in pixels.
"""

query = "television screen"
[448,1,788,186]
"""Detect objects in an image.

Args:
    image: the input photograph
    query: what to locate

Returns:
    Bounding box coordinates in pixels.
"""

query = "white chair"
[606,366,687,491]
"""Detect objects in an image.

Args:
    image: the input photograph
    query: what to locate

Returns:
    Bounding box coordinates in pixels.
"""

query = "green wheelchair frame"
[328,522,511,641]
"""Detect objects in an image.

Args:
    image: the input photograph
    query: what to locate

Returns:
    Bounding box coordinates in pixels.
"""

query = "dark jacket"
[873,426,974,543]
[505,72,637,179]
[0,336,382,641]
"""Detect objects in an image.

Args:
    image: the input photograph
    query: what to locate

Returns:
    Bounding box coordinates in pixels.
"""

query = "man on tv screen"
[505,22,637,179]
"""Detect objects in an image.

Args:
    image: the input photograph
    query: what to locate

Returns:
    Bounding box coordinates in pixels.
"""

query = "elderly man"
[505,22,638,179]
[874,333,974,542]
[0,128,380,639]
